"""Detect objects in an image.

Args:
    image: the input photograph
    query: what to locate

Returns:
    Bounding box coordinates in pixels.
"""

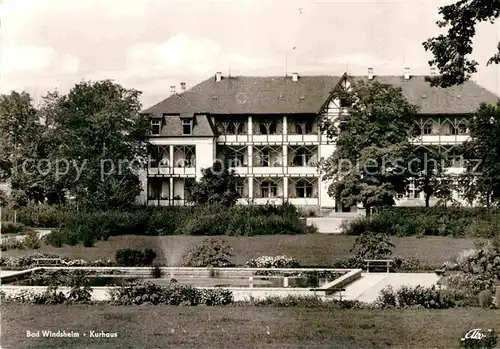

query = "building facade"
[139,70,499,211]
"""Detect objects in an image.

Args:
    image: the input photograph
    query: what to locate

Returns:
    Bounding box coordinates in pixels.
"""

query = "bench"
[364,259,393,273]
[33,258,63,266]
[434,269,446,276]
[310,287,346,300]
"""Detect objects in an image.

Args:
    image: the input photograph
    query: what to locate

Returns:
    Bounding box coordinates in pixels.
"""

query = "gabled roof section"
[143,75,342,115]
[350,75,499,115]
[143,74,499,117]
[142,93,206,116]
[153,114,215,137]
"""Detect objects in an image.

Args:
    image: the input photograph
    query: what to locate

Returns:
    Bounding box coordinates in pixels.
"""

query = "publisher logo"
[462,329,489,340]
[460,328,498,348]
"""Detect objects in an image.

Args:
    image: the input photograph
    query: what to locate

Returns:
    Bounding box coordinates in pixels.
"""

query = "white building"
[139,69,499,212]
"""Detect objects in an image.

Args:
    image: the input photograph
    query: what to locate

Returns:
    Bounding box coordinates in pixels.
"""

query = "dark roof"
[152,114,216,137]
[143,75,343,115]
[351,75,499,115]
[143,74,499,116]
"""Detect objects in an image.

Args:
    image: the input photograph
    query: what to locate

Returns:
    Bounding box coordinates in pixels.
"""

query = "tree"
[410,147,453,207]
[181,238,234,267]
[47,80,149,209]
[0,91,48,204]
[350,232,395,260]
[188,161,242,207]
[322,81,419,216]
[459,102,500,206]
[423,0,500,87]
[0,189,6,207]
[433,174,459,207]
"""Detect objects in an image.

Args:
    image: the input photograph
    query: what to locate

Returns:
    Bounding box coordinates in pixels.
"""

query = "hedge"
[342,207,500,238]
[17,203,313,246]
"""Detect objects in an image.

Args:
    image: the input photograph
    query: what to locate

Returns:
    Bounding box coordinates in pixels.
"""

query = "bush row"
[343,207,500,237]
[108,282,234,306]
[1,231,41,251]
[17,203,313,247]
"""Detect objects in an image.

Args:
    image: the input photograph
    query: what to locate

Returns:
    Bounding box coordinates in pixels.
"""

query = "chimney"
[368,67,374,80]
[215,72,222,82]
[170,85,176,94]
[430,67,437,76]
[180,82,186,92]
[292,72,299,82]
[404,67,411,80]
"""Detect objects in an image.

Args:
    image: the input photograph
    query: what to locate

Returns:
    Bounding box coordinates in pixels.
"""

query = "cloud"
[1,46,56,74]
[59,54,80,74]
[127,33,223,76]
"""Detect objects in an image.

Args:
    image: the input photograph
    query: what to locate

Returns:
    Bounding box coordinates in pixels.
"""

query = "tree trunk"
[365,206,371,217]
[425,194,430,207]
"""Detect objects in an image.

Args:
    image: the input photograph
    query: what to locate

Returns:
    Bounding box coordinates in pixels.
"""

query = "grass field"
[2,234,480,267]
[2,304,499,349]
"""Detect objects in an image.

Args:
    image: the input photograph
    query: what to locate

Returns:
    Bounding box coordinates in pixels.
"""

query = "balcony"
[414,134,469,144]
[217,134,250,143]
[230,167,251,175]
[172,167,196,176]
[288,198,319,206]
[148,165,172,175]
[253,197,285,205]
[147,199,170,206]
[286,134,320,143]
[252,167,286,175]
[251,134,284,143]
[287,167,318,175]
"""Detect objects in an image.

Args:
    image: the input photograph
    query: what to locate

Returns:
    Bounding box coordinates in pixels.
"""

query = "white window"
[151,120,161,135]
[407,179,420,199]
[260,149,270,167]
[236,183,245,197]
[229,151,245,167]
[296,180,313,198]
[260,181,277,198]
[456,123,467,135]
[295,121,313,135]
[293,149,313,167]
[423,124,433,135]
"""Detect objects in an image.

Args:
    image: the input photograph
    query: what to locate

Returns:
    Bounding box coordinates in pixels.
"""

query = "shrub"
[350,231,395,260]
[23,203,309,245]
[1,222,27,234]
[109,282,233,306]
[375,286,398,308]
[393,257,425,272]
[115,248,157,267]
[478,289,493,308]
[181,238,234,267]
[243,295,368,309]
[23,230,41,249]
[17,203,72,228]
[440,273,487,306]
[331,256,365,269]
[245,255,300,269]
[376,285,454,309]
[151,266,163,279]
[1,236,24,251]
[342,207,500,238]
[496,285,500,308]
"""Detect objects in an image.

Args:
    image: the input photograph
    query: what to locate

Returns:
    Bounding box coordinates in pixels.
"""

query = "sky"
[0,0,499,109]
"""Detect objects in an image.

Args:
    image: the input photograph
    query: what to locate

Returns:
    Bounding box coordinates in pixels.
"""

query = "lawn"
[2,304,499,349]
[2,234,479,267]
